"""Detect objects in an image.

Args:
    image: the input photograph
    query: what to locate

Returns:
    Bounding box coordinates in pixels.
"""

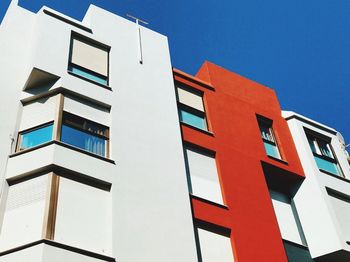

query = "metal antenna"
[126,14,148,64]
[126,14,149,25]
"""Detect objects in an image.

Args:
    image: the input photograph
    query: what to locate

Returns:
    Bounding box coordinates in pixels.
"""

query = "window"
[306,133,343,176]
[18,123,53,151]
[195,222,234,262]
[327,189,350,241]
[61,112,109,157]
[184,146,224,204]
[177,86,208,131]
[258,117,281,159]
[68,34,109,86]
[16,94,110,158]
[269,190,306,245]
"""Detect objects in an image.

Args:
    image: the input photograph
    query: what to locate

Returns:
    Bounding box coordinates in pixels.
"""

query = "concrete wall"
[0,2,198,261]
[283,111,350,259]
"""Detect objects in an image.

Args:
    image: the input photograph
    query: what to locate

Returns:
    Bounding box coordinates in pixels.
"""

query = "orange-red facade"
[174,62,305,261]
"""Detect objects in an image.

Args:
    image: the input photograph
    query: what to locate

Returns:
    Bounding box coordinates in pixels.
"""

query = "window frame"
[176,83,209,132]
[68,32,111,87]
[61,111,110,158]
[16,121,55,152]
[305,130,344,177]
[16,94,110,159]
[257,116,282,160]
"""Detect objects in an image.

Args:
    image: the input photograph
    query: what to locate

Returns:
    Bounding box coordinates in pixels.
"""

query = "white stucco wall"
[283,111,350,259]
[0,175,48,251]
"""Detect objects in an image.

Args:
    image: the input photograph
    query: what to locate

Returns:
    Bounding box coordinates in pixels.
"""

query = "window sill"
[9,140,115,164]
[180,122,214,137]
[190,194,228,210]
[267,155,288,165]
[67,71,112,91]
[319,169,350,183]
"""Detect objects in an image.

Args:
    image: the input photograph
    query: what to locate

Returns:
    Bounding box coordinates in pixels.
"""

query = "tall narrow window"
[69,34,109,86]
[306,133,343,176]
[177,85,208,131]
[184,146,224,205]
[61,112,109,157]
[258,117,281,159]
[269,190,306,245]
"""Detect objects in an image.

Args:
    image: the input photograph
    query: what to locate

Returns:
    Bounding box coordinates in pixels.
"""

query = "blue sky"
[1,0,350,144]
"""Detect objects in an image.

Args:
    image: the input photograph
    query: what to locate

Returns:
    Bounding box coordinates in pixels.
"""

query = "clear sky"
[1,0,350,144]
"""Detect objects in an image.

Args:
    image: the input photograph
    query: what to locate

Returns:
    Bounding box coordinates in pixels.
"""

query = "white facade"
[0,1,198,261]
[283,111,350,261]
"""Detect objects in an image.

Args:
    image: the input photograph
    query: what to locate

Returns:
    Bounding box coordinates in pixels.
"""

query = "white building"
[0,1,199,261]
[283,111,350,261]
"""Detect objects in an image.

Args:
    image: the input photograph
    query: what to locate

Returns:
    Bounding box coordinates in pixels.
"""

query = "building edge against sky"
[0,1,350,262]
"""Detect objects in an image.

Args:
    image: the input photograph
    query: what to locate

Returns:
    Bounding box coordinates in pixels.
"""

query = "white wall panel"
[178,87,204,112]
[186,148,223,204]
[0,175,49,251]
[54,177,111,255]
[20,96,57,131]
[63,96,109,125]
[71,38,108,76]
[270,190,303,245]
[197,228,234,262]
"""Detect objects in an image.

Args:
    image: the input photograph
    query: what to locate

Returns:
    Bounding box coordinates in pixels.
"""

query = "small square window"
[257,117,281,159]
[176,85,208,131]
[306,133,343,176]
[68,34,109,86]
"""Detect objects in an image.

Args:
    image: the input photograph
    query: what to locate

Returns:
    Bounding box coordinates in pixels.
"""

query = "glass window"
[258,118,281,159]
[68,64,107,85]
[68,35,109,86]
[307,134,342,176]
[176,85,208,131]
[61,112,108,157]
[180,109,207,131]
[19,123,53,150]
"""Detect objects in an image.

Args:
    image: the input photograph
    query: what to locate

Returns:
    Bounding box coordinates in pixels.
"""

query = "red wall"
[174,61,305,262]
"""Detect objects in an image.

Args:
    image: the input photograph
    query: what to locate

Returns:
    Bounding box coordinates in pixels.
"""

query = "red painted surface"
[174,61,305,262]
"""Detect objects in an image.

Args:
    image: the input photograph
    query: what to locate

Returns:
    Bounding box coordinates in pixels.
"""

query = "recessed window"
[184,146,224,205]
[258,117,281,159]
[176,86,208,131]
[306,133,343,176]
[61,112,109,157]
[195,222,234,262]
[68,34,109,86]
[269,190,306,245]
[18,123,53,151]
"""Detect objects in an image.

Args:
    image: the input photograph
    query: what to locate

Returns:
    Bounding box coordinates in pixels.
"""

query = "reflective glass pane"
[308,138,317,154]
[260,125,274,142]
[180,110,207,131]
[20,124,53,150]
[264,142,281,159]
[318,140,334,158]
[70,66,107,86]
[314,155,339,176]
[61,125,106,157]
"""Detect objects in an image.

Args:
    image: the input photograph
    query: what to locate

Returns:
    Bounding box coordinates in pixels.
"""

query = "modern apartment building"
[0,1,349,262]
